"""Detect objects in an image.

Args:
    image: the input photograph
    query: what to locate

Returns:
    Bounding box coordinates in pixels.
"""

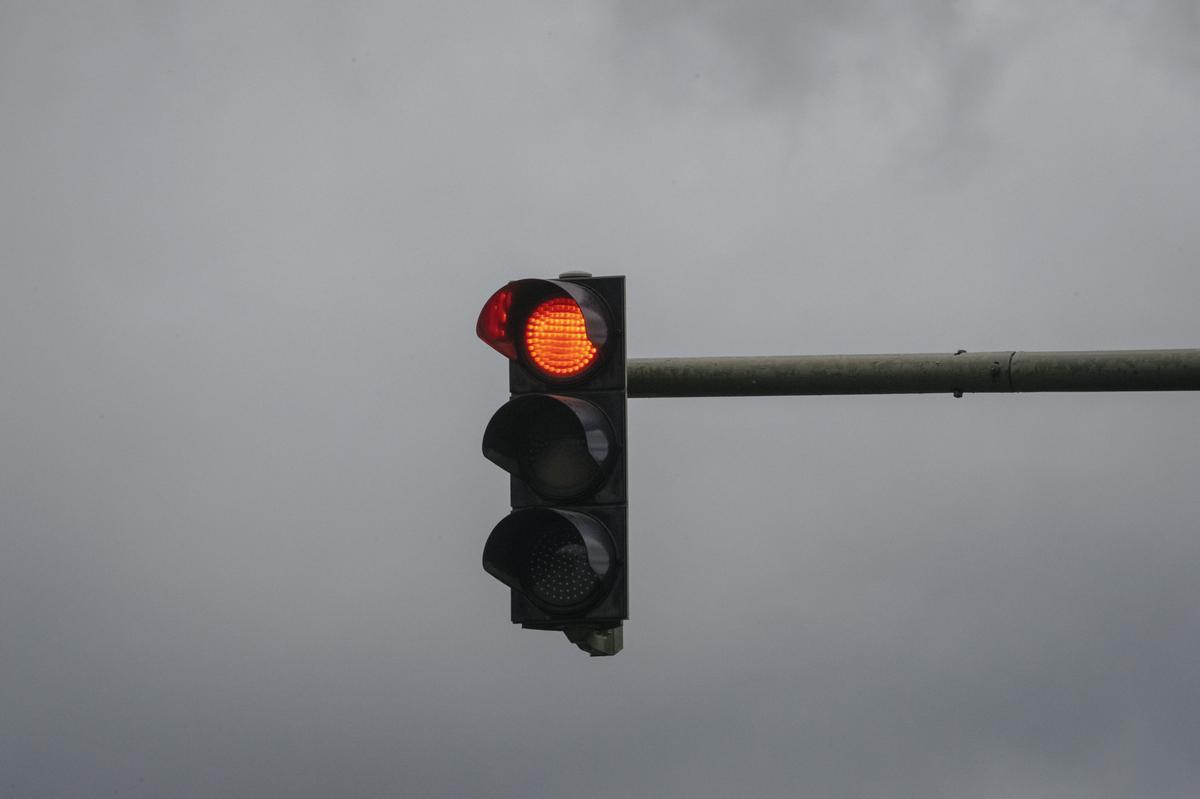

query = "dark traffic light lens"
[516,400,604,499]
[483,508,619,616]
[483,395,616,501]
[524,525,611,610]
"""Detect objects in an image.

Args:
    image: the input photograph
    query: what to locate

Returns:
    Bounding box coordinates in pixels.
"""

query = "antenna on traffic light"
[477,273,627,656]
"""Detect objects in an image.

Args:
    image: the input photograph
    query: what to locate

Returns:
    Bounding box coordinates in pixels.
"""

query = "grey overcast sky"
[2,2,1199,797]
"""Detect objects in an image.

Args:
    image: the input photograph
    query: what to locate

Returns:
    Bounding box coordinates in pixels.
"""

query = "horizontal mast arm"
[626,349,1200,398]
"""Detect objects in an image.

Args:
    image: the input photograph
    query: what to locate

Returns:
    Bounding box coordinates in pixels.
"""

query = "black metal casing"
[487,275,628,632]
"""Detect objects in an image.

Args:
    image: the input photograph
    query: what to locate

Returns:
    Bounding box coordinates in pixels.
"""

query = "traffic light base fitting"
[563,624,623,657]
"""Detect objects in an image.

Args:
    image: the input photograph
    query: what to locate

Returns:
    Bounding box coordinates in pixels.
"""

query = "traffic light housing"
[477,275,627,656]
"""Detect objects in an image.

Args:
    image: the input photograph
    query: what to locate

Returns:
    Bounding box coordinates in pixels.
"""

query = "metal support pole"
[627,349,1200,398]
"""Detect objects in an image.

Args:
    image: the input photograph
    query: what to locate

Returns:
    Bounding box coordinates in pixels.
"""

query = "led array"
[524,297,598,377]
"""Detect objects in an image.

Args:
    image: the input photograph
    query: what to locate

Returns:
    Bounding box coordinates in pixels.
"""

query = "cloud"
[604,2,1041,161]
[1124,0,1200,84]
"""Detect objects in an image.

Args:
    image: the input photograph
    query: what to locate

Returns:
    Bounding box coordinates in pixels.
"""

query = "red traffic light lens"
[477,279,610,379]
[524,297,598,378]
[476,287,516,360]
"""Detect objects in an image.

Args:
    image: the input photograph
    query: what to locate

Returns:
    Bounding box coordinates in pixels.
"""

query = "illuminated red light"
[476,287,516,359]
[524,297,598,378]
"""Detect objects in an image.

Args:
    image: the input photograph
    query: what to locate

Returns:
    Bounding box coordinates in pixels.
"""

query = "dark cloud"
[1126,0,1200,80]
[604,1,1039,166]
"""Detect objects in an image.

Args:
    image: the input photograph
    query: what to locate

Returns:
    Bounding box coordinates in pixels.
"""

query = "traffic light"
[476,274,627,656]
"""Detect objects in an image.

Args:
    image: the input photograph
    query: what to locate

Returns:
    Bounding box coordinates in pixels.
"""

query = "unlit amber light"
[524,298,598,377]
